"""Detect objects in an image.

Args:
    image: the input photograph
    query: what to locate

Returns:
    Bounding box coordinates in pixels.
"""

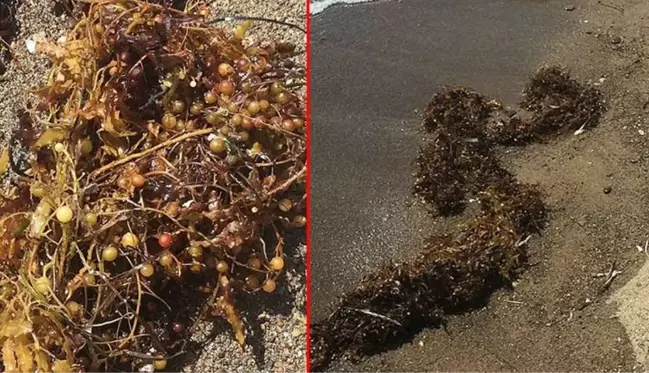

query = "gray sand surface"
[310,0,572,319]
[311,0,649,371]
[0,1,306,372]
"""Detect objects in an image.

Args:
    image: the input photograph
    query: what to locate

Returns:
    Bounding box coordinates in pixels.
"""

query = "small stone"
[564,4,576,11]
[611,36,622,44]
[291,328,304,337]
[25,39,37,53]
[603,186,612,194]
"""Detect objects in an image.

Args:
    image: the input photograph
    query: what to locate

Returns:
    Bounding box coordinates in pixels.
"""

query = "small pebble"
[564,4,576,11]
[611,36,622,44]
[25,39,37,53]
[604,186,612,194]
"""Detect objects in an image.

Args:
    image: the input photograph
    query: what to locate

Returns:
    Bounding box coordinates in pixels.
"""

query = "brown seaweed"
[310,66,603,371]
[0,1,306,371]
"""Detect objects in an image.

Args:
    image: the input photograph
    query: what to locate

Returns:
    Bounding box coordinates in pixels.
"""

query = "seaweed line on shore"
[310,66,605,371]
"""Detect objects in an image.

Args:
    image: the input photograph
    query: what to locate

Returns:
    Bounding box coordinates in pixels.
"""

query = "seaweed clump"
[0,0,18,75]
[415,66,604,216]
[310,67,602,371]
[311,186,546,370]
[0,1,305,372]
[521,66,604,134]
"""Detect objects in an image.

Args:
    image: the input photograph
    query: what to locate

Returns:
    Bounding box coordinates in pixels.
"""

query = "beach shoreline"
[310,0,649,370]
[310,0,378,15]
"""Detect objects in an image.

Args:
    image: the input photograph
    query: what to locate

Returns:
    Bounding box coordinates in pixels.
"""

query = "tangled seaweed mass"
[0,0,18,75]
[310,67,604,371]
[0,1,305,371]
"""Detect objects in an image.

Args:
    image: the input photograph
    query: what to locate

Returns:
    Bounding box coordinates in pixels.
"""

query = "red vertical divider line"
[305,0,312,371]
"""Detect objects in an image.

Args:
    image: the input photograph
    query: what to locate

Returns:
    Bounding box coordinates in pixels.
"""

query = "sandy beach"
[311,0,649,371]
[310,0,572,319]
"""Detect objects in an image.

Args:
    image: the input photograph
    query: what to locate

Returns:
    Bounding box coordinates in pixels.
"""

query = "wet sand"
[310,0,649,371]
[310,0,572,319]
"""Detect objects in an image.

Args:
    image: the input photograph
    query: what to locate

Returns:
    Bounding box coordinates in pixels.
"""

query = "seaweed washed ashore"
[0,1,306,371]
[310,67,604,371]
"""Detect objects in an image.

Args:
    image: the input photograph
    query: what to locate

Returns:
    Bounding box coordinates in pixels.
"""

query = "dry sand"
[599,0,649,369]
[0,0,306,372]
[611,259,649,369]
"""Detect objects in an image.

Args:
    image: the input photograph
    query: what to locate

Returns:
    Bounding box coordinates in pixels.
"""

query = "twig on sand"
[578,261,622,311]
[516,235,531,247]
[597,1,624,13]
[208,16,306,33]
[597,260,622,295]
[574,122,587,136]
[345,307,403,327]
